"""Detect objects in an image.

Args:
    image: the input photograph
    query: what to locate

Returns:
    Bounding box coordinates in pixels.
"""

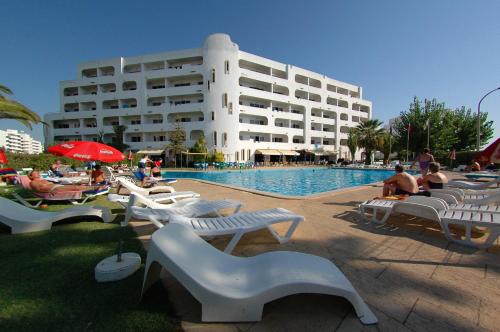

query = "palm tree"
[346,128,358,161]
[355,119,385,165]
[0,84,43,129]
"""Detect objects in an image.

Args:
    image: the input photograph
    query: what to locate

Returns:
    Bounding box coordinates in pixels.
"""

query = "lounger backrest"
[17,175,33,190]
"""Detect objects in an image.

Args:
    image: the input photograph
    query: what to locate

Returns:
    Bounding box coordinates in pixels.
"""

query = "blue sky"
[1,0,499,145]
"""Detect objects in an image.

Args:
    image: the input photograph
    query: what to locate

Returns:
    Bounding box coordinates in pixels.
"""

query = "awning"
[255,149,281,156]
[278,149,300,156]
[137,149,164,154]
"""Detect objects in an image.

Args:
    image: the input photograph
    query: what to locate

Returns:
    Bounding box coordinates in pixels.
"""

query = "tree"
[355,119,385,165]
[110,125,129,152]
[379,131,393,164]
[393,97,494,156]
[346,128,358,161]
[167,121,186,167]
[0,84,44,129]
[189,133,208,162]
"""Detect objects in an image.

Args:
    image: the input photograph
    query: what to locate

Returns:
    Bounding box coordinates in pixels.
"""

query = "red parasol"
[476,138,500,164]
[0,148,8,164]
[48,141,125,163]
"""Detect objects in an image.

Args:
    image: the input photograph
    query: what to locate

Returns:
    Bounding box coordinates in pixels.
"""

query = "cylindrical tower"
[202,33,240,161]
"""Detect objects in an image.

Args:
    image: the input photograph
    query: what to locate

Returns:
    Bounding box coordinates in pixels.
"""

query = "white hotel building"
[0,129,43,154]
[44,34,371,162]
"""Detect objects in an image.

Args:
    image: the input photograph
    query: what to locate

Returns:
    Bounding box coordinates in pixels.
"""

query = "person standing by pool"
[382,165,419,196]
[138,155,153,186]
[411,148,435,176]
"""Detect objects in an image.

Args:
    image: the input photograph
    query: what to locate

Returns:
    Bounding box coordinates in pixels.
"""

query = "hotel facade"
[0,129,43,155]
[44,34,372,162]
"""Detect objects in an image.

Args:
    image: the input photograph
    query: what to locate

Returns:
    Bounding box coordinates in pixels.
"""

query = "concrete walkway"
[131,179,500,332]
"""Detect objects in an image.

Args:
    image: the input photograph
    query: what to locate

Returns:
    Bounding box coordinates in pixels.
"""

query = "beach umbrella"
[0,148,8,165]
[476,138,500,164]
[48,141,125,163]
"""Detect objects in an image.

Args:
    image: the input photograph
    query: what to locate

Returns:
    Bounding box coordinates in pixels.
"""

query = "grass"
[0,190,179,332]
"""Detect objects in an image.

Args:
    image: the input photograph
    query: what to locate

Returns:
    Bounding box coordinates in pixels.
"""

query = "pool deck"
[130,176,500,331]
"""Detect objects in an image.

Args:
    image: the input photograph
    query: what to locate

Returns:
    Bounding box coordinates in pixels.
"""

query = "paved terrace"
[131,178,500,332]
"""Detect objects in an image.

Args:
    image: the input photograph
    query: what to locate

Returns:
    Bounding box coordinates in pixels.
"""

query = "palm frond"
[0,84,13,96]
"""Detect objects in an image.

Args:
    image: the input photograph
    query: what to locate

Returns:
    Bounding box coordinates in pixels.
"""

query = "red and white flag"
[128,150,133,161]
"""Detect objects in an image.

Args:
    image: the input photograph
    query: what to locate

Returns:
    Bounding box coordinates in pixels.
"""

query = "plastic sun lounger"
[133,171,177,185]
[141,223,377,324]
[359,196,500,225]
[0,197,113,234]
[430,188,500,205]
[359,196,500,248]
[108,191,200,207]
[116,177,176,196]
[14,175,110,207]
[168,207,304,253]
[447,179,499,190]
[123,192,244,227]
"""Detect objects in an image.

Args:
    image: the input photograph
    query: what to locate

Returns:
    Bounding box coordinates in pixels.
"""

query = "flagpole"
[388,126,392,165]
[427,120,430,149]
[406,124,410,162]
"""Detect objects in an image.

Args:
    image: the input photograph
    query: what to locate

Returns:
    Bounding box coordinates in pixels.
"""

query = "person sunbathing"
[91,165,107,184]
[421,162,448,192]
[29,170,106,192]
[382,164,419,196]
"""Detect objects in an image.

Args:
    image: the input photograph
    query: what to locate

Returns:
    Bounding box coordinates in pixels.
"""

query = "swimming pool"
[162,168,403,197]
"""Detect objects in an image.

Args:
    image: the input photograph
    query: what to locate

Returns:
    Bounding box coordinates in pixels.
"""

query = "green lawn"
[0,191,178,332]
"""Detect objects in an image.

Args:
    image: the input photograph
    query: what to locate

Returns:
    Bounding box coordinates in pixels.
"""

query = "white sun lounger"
[168,207,304,253]
[108,191,200,207]
[430,188,500,205]
[123,192,244,227]
[141,223,377,324]
[447,179,499,190]
[392,201,500,249]
[0,197,113,234]
[116,177,176,196]
[359,196,500,248]
[359,196,500,225]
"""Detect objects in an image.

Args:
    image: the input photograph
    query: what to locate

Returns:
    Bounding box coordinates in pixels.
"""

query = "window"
[207,80,210,91]
[211,68,215,83]
[241,149,245,160]
[152,119,163,124]
[228,102,233,115]
[273,137,283,142]
[224,60,229,74]
[111,121,119,126]
[223,93,228,107]
[213,131,217,146]
[247,149,251,160]
[180,117,191,122]
[131,119,141,125]
[211,112,215,121]
[131,136,142,142]
[235,151,239,161]
[153,135,165,142]
[293,138,300,143]
[222,133,227,146]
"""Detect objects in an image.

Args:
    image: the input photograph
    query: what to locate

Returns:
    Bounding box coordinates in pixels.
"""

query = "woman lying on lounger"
[28,170,107,192]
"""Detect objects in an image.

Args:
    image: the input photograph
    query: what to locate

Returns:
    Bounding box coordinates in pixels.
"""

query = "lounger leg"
[223,231,244,253]
[12,193,42,208]
[141,260,163,297]
[266,219,300,244]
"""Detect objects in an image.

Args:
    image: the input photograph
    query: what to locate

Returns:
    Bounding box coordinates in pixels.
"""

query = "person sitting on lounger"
[50,160,64,177]
[382,164,419,196]
[91,165,107,184]
[29,170,106,193]
[421,162,448,192]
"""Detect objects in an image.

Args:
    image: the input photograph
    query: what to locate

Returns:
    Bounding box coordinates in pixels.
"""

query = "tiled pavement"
[131,178,500,332]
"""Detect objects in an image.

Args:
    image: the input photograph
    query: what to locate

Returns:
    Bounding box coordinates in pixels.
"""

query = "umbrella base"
[95,252,141,282]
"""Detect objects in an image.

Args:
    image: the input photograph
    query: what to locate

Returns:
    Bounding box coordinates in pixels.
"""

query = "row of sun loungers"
[0,176,378,324]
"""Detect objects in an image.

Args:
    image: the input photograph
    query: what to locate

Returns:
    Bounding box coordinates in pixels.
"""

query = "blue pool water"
[163,168,403,197]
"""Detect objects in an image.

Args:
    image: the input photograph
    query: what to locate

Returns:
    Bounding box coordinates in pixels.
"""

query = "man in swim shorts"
[382,165,419,196]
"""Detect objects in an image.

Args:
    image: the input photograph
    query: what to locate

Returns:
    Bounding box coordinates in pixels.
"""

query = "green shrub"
[4,152,85,171]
